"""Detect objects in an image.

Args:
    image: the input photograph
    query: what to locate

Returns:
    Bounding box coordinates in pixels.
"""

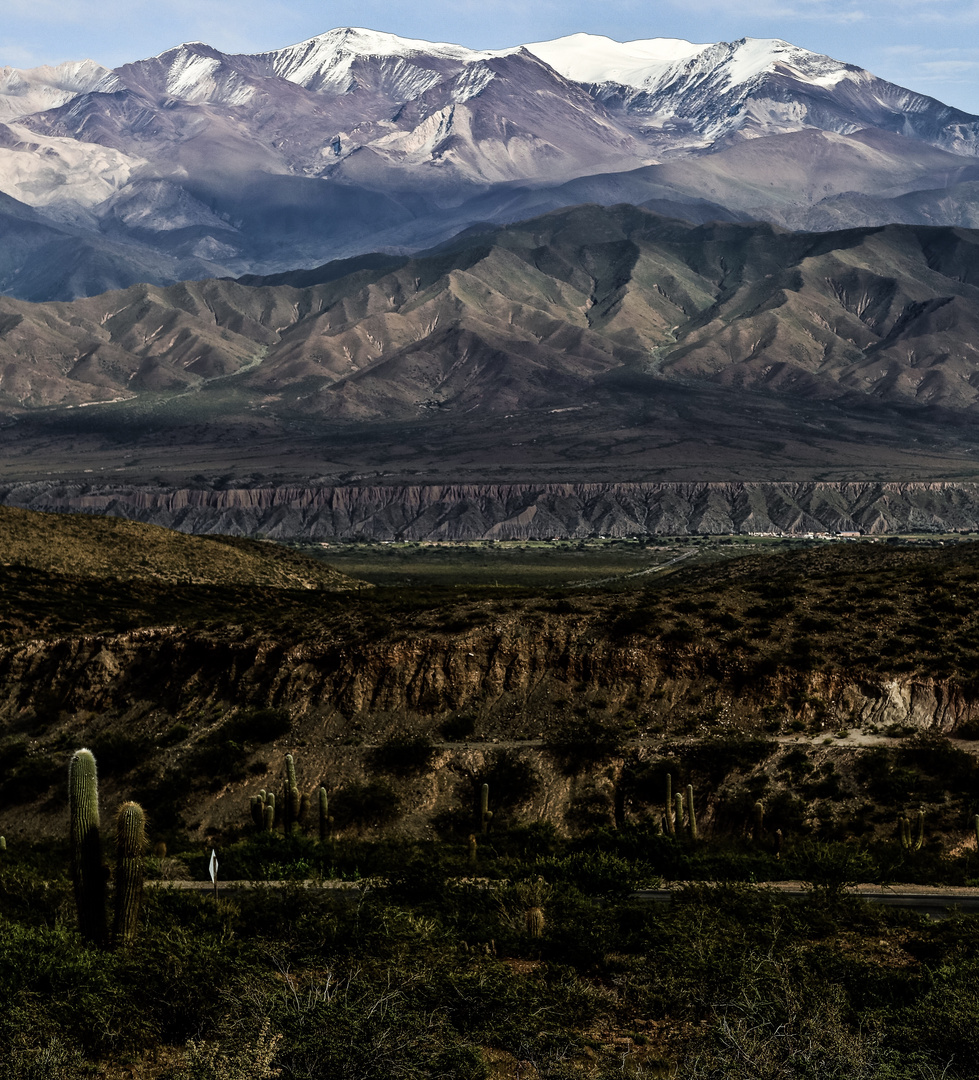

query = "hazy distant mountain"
[1,29,979,300]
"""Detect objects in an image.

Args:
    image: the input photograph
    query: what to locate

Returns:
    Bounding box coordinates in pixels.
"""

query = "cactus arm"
[284,755,296,833]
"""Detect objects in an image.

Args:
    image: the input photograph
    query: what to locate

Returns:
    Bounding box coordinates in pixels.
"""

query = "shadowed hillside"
[0,505,364,590]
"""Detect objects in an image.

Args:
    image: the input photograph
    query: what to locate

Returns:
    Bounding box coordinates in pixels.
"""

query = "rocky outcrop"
[5,480,979,539]
[4,620,976,732]
[5,617,977,841]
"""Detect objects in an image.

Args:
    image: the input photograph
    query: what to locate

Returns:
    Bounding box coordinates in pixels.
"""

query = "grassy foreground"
[3,831,979,1080]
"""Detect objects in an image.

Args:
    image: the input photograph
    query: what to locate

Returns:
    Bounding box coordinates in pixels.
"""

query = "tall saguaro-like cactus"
[664,773,676,837]
[285,754,301,833]
[686,784,698,842]
[318,786,331,842]
[480,783,493,835]
[113,801,146,948]
[899,810,925,852]
[69,748,107,946]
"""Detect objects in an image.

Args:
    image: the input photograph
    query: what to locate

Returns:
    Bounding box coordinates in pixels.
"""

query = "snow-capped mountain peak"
[260,27,509,96]
[523,33,711,88]
[716,37,855,91]
[1,26,979,306]
[524,32,855,96]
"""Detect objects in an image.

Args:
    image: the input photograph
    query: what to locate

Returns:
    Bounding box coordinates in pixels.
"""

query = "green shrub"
[545,716,626,774]
[160,723,191,746]
[223,708,292,744]
[331,781,401,829]
[1,1038,86,1080]
[0,754,64,808]
[86,732,152,776]
[440,711,477,741]
[167,1019,280,1080]
[367,734,436,776]
[472,752,540,813]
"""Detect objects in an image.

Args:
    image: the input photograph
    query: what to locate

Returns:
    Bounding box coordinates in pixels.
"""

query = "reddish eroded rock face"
[1,614,975,831]
[8,479,979,540]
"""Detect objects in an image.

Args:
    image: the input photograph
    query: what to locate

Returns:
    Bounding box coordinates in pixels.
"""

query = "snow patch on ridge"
[719,38,852,91]
[161,47,257,105]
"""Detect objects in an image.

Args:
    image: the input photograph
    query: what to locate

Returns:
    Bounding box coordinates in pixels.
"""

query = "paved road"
[631,882,979,915]
[148,879,979,914]
[565,547,698,589]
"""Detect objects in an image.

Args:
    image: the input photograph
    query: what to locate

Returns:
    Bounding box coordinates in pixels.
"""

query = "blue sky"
[3,0,979,114]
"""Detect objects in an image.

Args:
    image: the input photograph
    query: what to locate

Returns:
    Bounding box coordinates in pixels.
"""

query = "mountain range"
[2,28,979,301]
[5,202,979,414]
[3,203,979,498]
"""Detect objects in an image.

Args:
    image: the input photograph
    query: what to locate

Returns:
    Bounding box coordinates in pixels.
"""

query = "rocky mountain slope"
[2,28,979,300]
[2,204,979,421]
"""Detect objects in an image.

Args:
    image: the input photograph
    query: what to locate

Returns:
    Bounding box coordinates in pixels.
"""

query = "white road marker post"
[209,848,219,900]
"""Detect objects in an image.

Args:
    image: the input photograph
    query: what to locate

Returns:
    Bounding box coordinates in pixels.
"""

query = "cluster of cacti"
[899,809,925,852]
[284,754,302,833]
[251,790,276,831]
[480,783,493,835]
[250,754,319,836]
[68,748,146,949]
[686,784,698,841]
[664,774,698,841]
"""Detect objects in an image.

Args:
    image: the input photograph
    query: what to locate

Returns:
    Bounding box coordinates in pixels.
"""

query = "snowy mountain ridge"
[0,30,873,114]
[1,28,979,302]
[522,33,856,94]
